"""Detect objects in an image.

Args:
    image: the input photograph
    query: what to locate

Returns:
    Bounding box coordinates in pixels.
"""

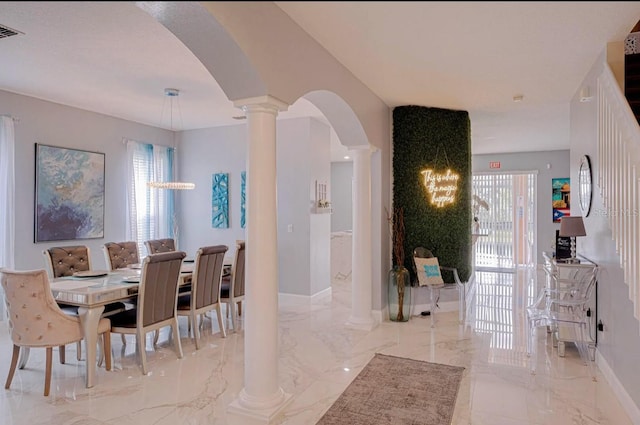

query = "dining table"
[48,263,194,388]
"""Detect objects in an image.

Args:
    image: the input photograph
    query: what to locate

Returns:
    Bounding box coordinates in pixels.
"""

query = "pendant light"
[147,88,195,190]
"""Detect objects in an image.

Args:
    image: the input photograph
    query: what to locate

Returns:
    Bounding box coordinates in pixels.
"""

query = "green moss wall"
[393,105,472,283]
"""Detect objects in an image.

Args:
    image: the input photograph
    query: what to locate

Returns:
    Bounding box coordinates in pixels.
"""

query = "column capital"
[233,95,289,115]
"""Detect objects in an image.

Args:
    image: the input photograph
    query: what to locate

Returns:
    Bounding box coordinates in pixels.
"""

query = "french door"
[472,171,537,271]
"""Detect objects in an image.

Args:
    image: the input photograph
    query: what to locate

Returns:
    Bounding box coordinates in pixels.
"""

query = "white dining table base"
[78,305,105,388]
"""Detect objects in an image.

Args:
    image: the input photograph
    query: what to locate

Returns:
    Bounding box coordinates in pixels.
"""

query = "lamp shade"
[559,216,586,237]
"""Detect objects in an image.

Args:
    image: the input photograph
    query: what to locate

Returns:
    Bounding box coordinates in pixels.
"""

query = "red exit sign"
[489,161,501,169]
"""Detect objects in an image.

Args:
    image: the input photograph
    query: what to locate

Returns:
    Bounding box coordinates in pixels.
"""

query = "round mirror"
[578,155,592,217]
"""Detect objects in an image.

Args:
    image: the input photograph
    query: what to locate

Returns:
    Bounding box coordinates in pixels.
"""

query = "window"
[126,139,175,257]
[472,171,537,271]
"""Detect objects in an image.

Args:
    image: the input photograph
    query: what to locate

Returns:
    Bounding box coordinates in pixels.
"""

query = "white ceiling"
[1,2,639,160]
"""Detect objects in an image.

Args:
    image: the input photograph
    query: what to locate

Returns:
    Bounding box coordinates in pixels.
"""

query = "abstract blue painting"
[35,144,105,242]
[212,173,229,228]
[241,171,246,228]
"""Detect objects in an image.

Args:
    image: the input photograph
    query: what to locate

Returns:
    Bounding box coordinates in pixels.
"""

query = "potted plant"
[387,207,411,322]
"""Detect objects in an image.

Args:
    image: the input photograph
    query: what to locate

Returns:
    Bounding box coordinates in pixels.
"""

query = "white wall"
[571,48,640,413]
[309,119,331,296]
[177,124,247,260]
[472,150,571,264]
[330,161,353,232]
[178,117,332,297]
[276,118,313,296]
[1,89,173,272]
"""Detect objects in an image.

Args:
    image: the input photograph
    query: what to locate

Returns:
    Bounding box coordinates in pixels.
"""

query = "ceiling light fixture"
[147,88,195,190]
[344,155,350,160]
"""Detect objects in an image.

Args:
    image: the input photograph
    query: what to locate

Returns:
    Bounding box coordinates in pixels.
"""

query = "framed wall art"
[552,177,570,223]
[34,143,105,242]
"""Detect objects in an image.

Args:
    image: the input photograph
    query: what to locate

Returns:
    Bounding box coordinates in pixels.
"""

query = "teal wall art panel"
[212,172,229,228]
[241,171,246,228]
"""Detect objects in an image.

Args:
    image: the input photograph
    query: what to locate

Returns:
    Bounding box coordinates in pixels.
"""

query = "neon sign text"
[421,169,459,207]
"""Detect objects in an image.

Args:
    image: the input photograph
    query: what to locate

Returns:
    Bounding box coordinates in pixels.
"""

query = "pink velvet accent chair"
[0,268,111,396]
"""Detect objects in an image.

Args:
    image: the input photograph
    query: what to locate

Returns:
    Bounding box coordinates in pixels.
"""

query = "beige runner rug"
[317,353,464,425]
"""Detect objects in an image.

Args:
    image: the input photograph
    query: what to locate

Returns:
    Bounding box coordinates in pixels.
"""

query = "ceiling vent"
[0,24,23,40]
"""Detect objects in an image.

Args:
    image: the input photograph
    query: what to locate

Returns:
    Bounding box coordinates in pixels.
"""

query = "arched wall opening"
[138,1,390,313]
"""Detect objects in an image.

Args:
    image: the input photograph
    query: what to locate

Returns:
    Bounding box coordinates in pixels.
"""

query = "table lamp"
[559,216,586,261]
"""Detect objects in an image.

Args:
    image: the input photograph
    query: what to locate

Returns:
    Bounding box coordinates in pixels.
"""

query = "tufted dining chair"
[144,238,176,255]
[43,245,92,278]
[0,268,112,396]
[43,245,127,317]
[220,241,245,332]
[109,250,186,375]
[102,241,140,271]
[42,245,126,363]
[177,245,228,348]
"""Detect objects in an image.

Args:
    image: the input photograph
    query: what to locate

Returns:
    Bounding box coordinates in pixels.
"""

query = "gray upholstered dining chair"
[0,268,112,396]
[108,250,186,375]
[144,238,192,297]
[102,241,140,271]
[144,238,176,255]
[177,245,228,348]
[220,241,245,332]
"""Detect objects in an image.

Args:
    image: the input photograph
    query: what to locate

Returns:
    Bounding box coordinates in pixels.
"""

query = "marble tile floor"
[0,268,633,425]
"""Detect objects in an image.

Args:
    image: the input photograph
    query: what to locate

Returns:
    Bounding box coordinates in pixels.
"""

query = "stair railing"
[598,63,640,326]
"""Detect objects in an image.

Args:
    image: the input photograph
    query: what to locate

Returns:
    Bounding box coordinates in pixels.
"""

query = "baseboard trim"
[596,350,640,424]
[278,287,332,306]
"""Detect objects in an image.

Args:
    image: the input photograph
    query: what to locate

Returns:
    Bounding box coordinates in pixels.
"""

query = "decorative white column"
[346,146,376,330]
[228,95,292,424]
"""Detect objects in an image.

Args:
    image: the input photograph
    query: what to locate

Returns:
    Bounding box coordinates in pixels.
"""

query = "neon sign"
[421,169,459,207]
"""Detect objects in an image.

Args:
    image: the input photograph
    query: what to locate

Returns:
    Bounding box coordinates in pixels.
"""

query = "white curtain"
[0,116,16,320]
[126,139,175,257]
[0,116,15,269]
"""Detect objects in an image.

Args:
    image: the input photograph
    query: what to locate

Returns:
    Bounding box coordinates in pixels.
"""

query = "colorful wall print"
[241,171,246,228]
[212,173,229,228]
[552,177,571,222]
[35,143,105,242]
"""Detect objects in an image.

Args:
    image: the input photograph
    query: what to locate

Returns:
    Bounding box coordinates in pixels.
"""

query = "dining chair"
[108,250,186,375]
[144,238,176,255]
[413,247,464,327]
[177,245,228,348]
[42,245,126,363]
[0,268,112,396]
[102,241,140,271]
[526,263,598,381]
[143,238,191,295]
[43,245,128,317]
[220,241,245,332]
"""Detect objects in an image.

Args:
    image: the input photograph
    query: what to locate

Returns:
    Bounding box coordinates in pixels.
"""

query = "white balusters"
[598,64,640,329]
